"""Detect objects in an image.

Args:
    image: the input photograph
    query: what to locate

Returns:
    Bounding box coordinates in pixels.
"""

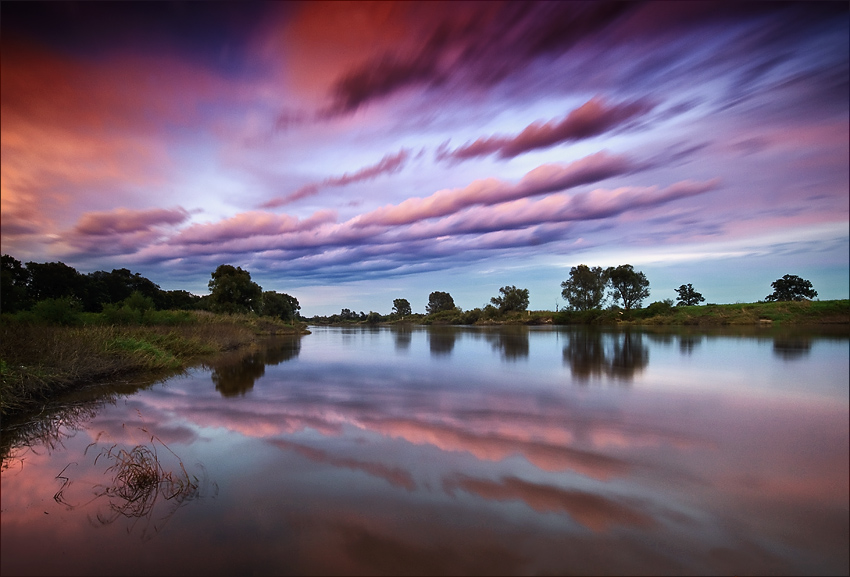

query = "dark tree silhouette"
[675,283,705,306]
[765,274,817,301]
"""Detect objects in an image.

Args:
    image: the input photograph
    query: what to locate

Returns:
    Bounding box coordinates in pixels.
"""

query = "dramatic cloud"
[324,2,638,114]
[355,151,636,227]
[73,207,190,236]
[438,98,655,162]
[261,148,412,208]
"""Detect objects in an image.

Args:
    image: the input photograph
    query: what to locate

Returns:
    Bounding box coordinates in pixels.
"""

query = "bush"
[30,297,83,325]
[644,299,674,316]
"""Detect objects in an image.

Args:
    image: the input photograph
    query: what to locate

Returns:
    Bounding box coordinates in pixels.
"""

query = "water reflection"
[679,334,703,354]
[773,337,812,360]
[2,325,848,576]
[209,336,301,397]
[428,327,456,356]
[484,327,529,361]
[391,324,413,351]
[562,329,648,382]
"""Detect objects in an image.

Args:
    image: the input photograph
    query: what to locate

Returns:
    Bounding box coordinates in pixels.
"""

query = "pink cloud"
[438,98,655,162]
[269,439,416,491]
[73,207,190,236]
[444,475,653,532]
[261,148,412,208]
[174,210,337,245]
[354,151,635,227]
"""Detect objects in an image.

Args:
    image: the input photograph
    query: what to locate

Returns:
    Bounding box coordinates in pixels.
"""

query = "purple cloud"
[261,148,412,209]
[438,98,655,162]
[73,207,190,236]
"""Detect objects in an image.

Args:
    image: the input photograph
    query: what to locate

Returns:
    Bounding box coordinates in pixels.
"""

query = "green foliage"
[392,298,412,316]
[365,311,383,324]
[208,265,263,314]
[561,265,608,311]
[30,297,83,326]
[261,290,300,321]
[490,285,529,312]
[606,264,650,311]
[426,291,456,314]
[765,274,818,302]
[644,299,675,316]
[675,284,705,306]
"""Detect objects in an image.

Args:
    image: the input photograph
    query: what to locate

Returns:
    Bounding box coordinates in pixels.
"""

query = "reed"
[0,311,307,417]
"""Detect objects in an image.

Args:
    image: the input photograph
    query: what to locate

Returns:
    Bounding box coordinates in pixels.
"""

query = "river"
[1,325,848,575]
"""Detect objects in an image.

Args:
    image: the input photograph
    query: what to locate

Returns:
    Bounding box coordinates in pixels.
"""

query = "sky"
[1,1,848,316]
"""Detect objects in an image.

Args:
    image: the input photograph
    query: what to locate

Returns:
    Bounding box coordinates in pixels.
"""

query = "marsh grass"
[0,310,307,417]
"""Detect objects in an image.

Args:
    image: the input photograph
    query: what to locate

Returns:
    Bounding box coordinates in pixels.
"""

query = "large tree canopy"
[426,291,455,314]
[208,264,262,314]
[606,264,650,311]
[490,285,529,312]
[765,274,818,302]
[560,265,608,311]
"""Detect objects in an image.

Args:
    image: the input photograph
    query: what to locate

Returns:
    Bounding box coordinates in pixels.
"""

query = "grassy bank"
[552,299,850,326]
[0,311,308,418]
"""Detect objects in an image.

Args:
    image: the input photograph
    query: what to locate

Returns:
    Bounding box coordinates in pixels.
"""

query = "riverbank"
[0,311,309,418]
[320,299,850,327]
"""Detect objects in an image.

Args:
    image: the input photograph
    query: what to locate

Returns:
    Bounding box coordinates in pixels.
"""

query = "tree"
[675,284,705,306]
[765,274,818,302]
[490,285,529,312]
[25,260,84,302]
[208,265,262,314]
[560,265,608,311]
[426,291,455,314]
[606,264,650,311]
[392,298,412,317]
[1,254,31,312]
[261,290,300,321]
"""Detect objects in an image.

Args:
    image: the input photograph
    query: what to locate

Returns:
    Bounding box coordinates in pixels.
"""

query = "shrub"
[30,297,83,325]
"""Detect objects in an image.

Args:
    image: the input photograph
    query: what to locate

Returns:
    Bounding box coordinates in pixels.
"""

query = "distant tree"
[606,264,650,311]
[392,298,412,317]
[490,285,530,312]
[339,308,358,321]
[560,265,608,311]
[426,291,455,314]
[366,311,382,324]
[675,283,705,306]
[261,290,300,321]
[162,289,202,310]
[765,274,818,302]
[1,254,31,312]
[208,265,262,314]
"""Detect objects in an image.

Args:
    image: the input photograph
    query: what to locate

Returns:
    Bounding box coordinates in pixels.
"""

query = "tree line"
[0,256,300,322]
[3,253,818,325]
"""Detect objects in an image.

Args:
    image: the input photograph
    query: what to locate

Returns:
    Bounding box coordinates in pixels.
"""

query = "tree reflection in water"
[562,329,648,383]
[391,324,413,351]
[209,336,301,397]
[428,328,456,356]
[484,328,530,361]
[773,337,812,360]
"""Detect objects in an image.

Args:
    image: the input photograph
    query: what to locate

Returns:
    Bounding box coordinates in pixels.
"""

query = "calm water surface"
[2,325,848,576]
